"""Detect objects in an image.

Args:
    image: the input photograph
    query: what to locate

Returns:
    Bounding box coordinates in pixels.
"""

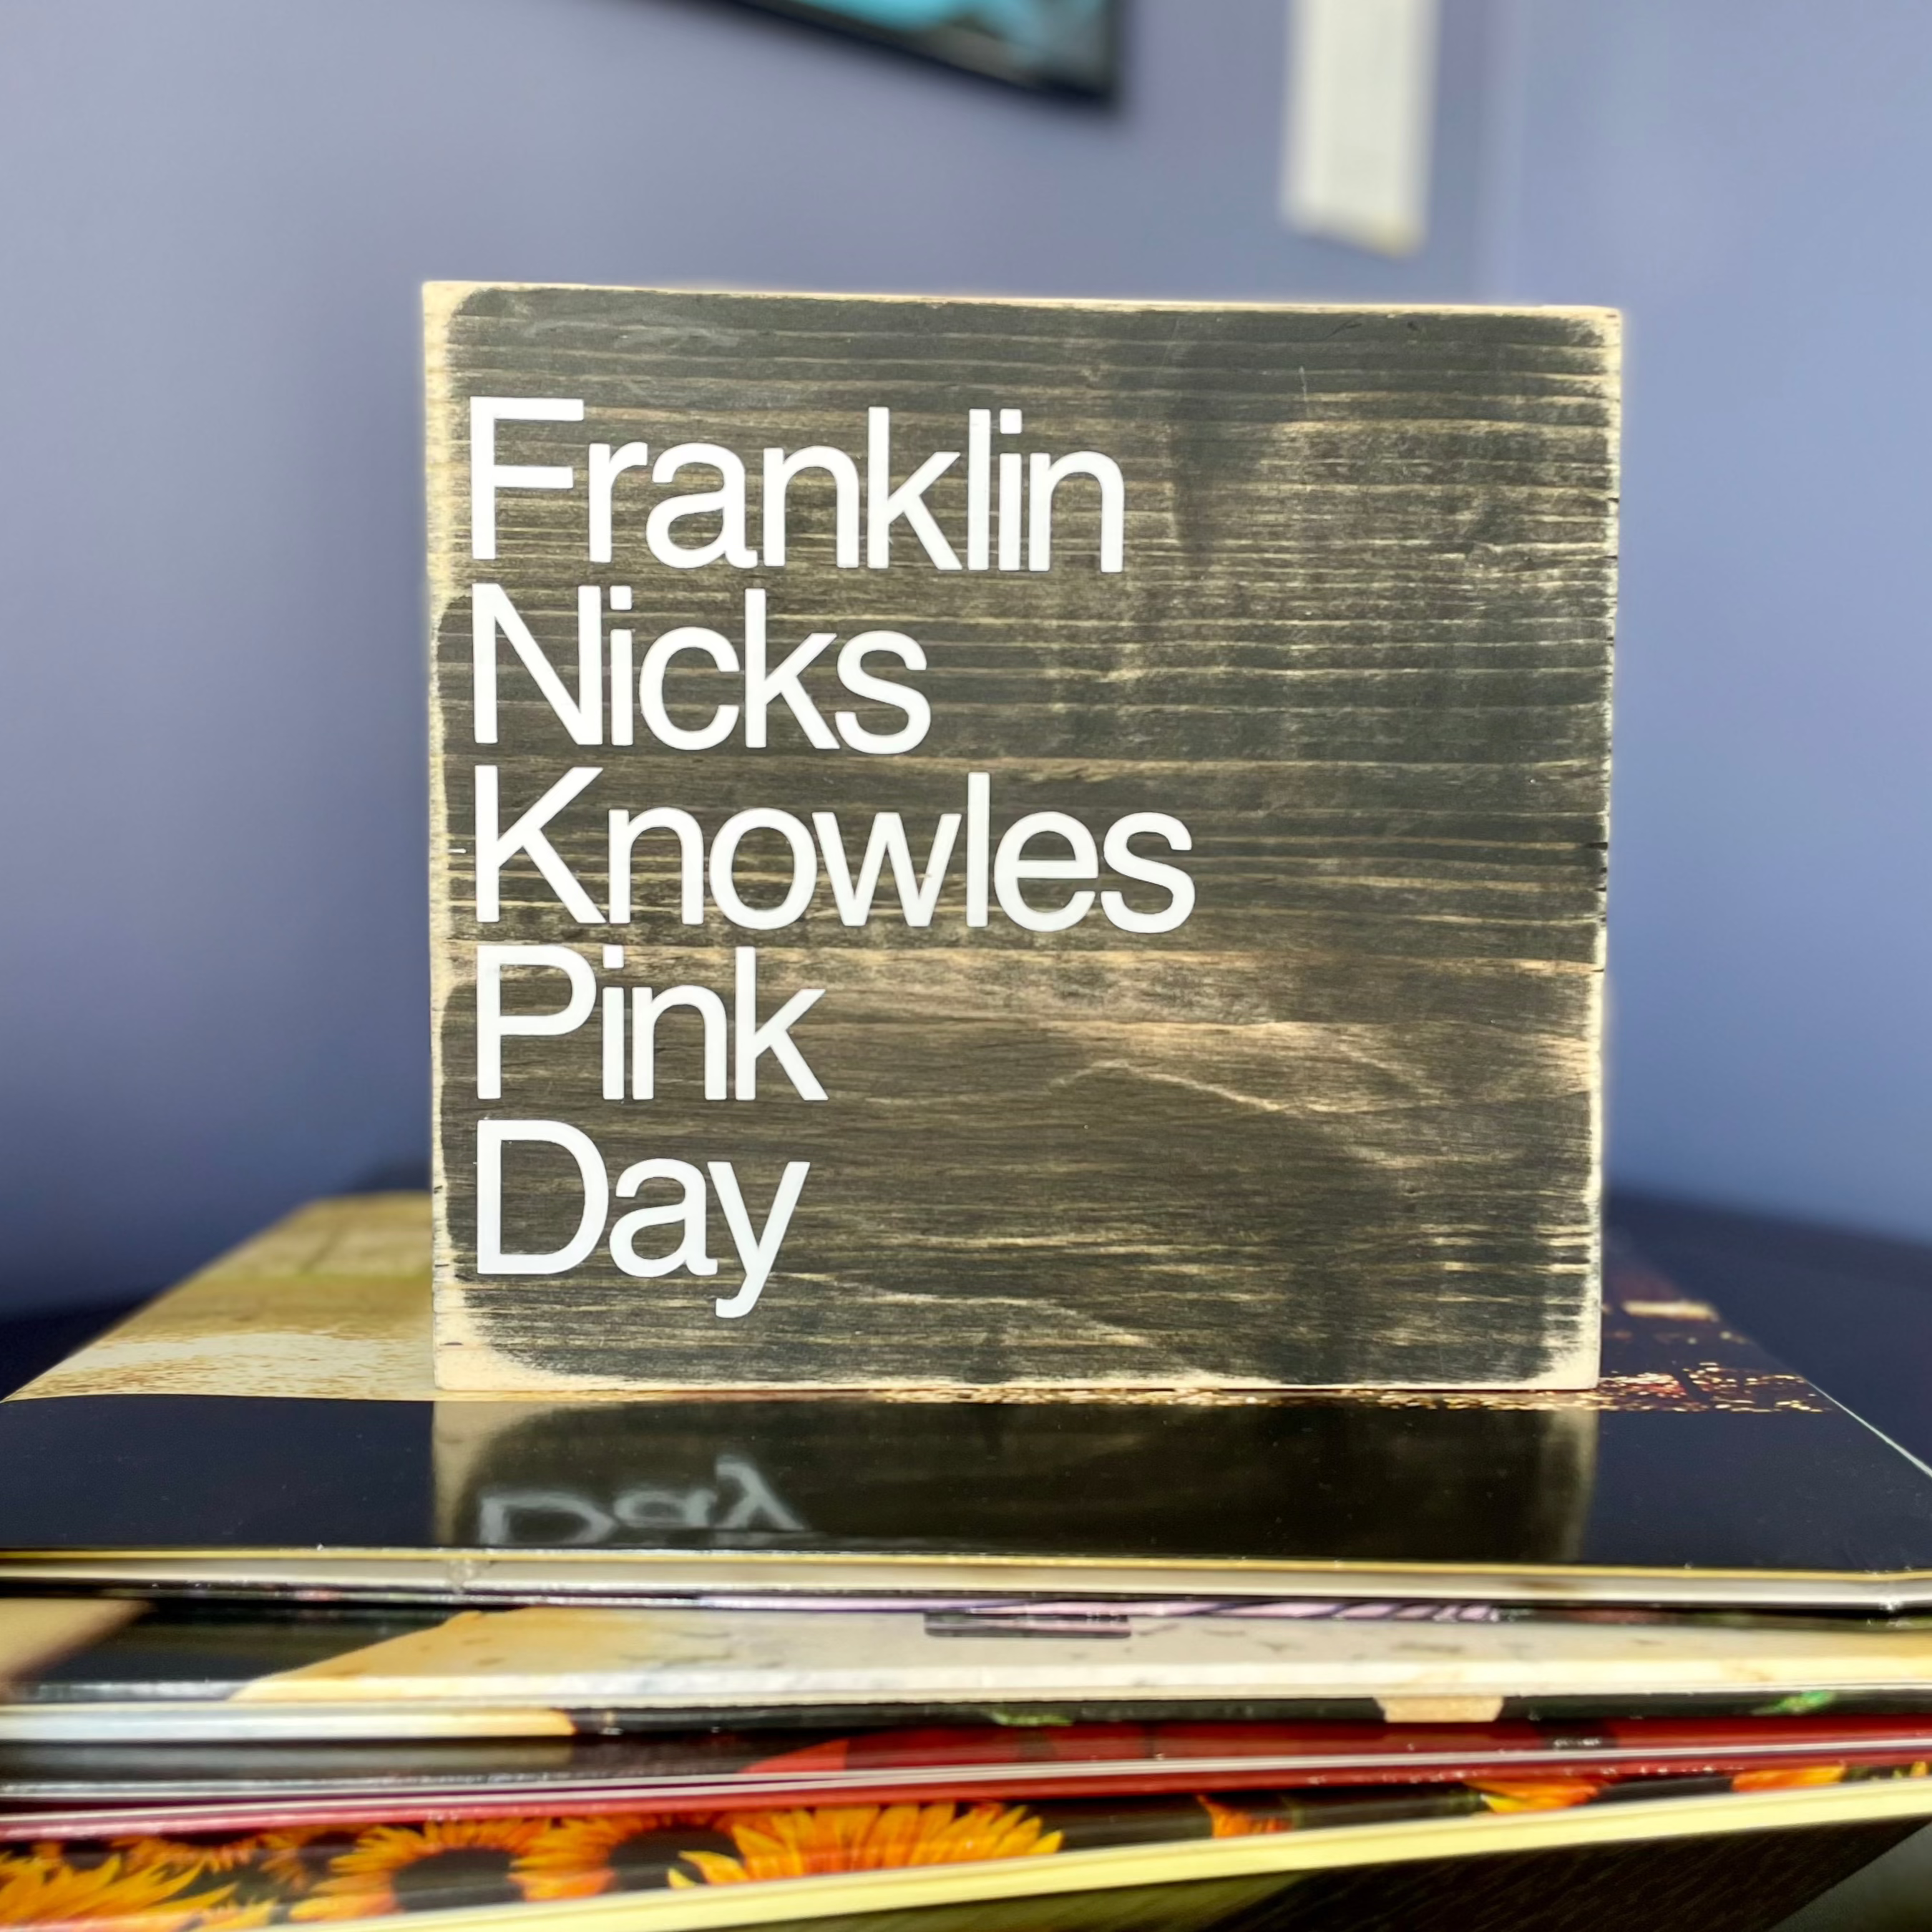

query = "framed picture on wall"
[713,0,1121,99]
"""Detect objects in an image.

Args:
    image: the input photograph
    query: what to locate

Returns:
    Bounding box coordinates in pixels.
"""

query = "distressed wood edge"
[1547,1294,1601,1388]
[425,285,462,1295]
[1570,298,1620,1390]
[429,1284,1604,1396]
[421,278,1621,332]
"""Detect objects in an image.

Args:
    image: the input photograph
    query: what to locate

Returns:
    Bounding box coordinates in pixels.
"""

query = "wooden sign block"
[426,285,1617,1393]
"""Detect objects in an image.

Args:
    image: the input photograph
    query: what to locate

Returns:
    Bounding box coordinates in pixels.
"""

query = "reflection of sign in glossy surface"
[436,1400,1595,1561]
[426,284,1618,1393]
[715,0,1118,97]
[477,1453,809,1546]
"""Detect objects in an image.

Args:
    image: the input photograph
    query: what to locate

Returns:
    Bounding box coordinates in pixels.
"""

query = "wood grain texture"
[427,286,1618,1392]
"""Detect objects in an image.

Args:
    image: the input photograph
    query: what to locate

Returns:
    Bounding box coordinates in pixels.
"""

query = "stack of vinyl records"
[4,1194,1932,1931]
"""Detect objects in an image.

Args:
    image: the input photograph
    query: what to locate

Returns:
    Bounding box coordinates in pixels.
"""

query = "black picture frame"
[708,0,1121,100]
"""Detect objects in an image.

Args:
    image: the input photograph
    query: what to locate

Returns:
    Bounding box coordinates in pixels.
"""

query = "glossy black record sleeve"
[4,1201,1932,1607]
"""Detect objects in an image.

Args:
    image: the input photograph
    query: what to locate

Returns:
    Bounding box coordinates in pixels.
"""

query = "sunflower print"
[288,1821,547,1921]
[176,1907,279,1931]
[1729,1764,1848,1793]
[244,1837,342,1898]
[0,1850,233,1931]
[113,1834,333,1893]
[666,1802,1063,1886]
[515,1815,735,1899]
[1474,1776,1610,1813]
[1197,1796,1291,1839]
[1,1754,1926,1925]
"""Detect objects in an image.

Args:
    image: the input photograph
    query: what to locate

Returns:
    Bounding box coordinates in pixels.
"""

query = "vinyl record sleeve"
[8,1707,1932,1832]
[4,1198,1932,1609]
[19,1601,1932,1740]
[4,1778,1932,1932]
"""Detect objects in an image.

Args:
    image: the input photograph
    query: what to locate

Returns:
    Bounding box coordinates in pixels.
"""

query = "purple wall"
[1501,0,1932,1240]
[0,0,1504,1309]
[7,0,1923,1313]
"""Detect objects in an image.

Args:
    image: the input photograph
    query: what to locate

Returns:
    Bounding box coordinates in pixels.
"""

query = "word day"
[477,1120,808,1321]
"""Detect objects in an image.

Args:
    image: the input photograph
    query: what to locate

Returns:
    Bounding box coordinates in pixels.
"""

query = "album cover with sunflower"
[4,1764,1931,1932]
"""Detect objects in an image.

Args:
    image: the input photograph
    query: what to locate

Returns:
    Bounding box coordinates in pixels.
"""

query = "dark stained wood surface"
[427,287,1618,1392]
